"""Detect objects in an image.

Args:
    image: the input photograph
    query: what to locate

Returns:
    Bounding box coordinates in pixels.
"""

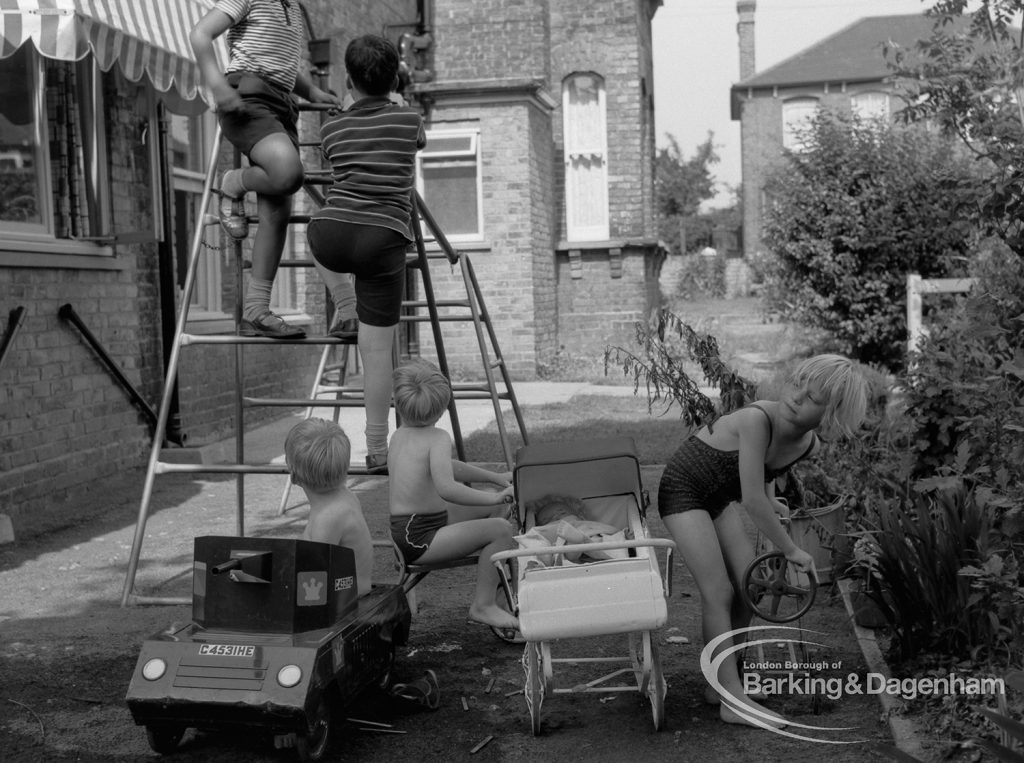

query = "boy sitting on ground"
[285,418,372,597]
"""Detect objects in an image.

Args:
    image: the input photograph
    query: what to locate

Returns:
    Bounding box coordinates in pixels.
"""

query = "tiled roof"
[735,14,937,88]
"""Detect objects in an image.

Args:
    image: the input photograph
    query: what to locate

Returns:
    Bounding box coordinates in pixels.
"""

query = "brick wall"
[0,2,418,540]
[415,0,661,377]
[409,96,555,380]
[0,74,164,539]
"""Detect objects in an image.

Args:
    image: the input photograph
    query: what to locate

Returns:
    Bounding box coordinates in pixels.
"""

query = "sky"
[652,0,935,208]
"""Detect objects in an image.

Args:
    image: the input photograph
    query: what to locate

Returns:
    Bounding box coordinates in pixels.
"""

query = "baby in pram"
[517,493,629,564]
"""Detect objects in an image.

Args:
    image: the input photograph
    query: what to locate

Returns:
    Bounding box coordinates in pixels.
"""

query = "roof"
[735,14,937,90]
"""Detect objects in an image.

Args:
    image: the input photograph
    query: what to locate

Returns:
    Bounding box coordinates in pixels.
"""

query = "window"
[169,111,222,316]
[851,91,890,122]
[0,46,110,253]
[416,129,482,241]
[563,73,609,241]
[782,97,819,151]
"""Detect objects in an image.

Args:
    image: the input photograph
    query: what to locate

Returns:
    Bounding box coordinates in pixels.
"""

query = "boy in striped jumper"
[190,0,339,338]
[307,34,426,473]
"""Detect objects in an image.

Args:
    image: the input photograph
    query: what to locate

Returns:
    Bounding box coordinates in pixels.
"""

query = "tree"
[760,110,981,371]
[887,0,1024,255]
[655,133,720,255]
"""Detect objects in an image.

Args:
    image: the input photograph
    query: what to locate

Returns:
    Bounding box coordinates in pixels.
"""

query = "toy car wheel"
[295,696,331,762]
[376,644,396,691]
[743,550,817,623]
[145,724,185,754]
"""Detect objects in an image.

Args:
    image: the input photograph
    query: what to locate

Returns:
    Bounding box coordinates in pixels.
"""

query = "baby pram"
[490,437,675,735]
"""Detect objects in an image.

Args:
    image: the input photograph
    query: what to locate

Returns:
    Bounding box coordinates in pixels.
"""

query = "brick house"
[405,0,665,373]
[0,0,664,540]
[730,6,935,260]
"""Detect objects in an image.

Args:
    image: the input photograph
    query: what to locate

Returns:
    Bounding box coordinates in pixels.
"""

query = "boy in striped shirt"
[190,0,339,338]
[307,35,426,473]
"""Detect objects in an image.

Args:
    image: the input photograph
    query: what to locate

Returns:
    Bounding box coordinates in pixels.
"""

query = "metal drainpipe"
[155,104,186,447]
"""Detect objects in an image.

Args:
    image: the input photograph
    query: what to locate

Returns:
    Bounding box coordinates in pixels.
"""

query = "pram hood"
[513,437,644,524]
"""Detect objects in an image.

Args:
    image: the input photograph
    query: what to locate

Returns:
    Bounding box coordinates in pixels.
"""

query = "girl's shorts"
[391,511,448,564]
[218,71,299,155]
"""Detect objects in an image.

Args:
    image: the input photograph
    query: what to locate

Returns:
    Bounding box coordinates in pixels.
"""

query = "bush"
[902,241,1024,490]
[674,251,726,299]
[761,110,981,371]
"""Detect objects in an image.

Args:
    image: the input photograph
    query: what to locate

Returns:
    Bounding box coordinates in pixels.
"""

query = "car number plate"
[198,644,256,657]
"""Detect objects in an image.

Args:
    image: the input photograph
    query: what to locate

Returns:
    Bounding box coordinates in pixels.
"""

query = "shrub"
[901,242,1024,492]
[761,110,980,371]
[673,251,726,299]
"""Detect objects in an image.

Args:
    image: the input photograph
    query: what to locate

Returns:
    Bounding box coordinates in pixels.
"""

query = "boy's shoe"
[328,315,358,341]
[365,453,388,475]
[216,173,248,240]
[239,310,306,339]
[391,669,440,710]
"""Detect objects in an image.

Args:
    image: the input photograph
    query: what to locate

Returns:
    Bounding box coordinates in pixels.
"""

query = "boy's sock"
[243,277,274,322]
[220,168,247,199]
[365,423,388,457]
[314,260,357,321]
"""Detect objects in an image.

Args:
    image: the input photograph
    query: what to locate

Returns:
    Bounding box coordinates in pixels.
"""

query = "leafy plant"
[859,479,1021,663]
[888,0,1024,257]
[760,109,979,371]
[673,251,726,299]
[603,308,756,427]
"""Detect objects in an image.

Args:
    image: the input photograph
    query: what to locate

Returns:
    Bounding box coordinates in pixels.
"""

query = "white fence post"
[906,275,976,355]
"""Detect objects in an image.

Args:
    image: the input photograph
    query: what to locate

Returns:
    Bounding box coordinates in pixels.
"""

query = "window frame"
[851,91,891,123]
[782,96,820,152]
[415,127,484,243]
[562,72,610,242]
[0,47,115,264]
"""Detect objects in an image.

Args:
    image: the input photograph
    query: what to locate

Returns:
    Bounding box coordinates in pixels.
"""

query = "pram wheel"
[523,641,545,735]
[630,631,666,731]
[742,550,817,623]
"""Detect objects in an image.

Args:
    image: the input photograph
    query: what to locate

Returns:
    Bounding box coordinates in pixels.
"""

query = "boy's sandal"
[391,669,440,710]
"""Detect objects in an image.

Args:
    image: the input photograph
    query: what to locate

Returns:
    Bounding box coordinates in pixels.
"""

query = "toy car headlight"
[277,665,302,688]
[141,658,167,681]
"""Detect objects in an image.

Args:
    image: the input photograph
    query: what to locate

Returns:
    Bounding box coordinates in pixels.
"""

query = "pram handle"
[490,537,675,563]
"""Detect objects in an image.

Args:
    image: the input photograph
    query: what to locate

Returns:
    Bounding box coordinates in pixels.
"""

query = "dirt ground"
[0,461,898,762]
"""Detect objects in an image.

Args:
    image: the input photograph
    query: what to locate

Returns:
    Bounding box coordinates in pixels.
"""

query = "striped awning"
[0,0,224,105]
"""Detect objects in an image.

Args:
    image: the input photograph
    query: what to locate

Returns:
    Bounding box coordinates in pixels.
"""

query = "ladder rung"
[124,595,191,606]
[155,462,288,475]
[403,300,471,309]
[401,313,479,324]
[244,397,369,408]
[452,390,512,400]
[180,334,355,346]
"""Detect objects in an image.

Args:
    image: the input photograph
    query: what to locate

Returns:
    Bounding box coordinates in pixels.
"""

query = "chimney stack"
[737,0,756,81]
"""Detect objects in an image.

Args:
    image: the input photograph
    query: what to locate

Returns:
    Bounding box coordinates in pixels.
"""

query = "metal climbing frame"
[276,190,528,515]
[120,100,528,606]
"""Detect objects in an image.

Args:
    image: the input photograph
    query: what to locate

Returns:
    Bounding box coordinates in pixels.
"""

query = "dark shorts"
[391,511,448,564]
[218,71,299,155]
[307,218,408,326]
[657,437,741,521]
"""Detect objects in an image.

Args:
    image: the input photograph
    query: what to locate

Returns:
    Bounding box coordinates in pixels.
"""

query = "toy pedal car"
[125,536,411,761]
